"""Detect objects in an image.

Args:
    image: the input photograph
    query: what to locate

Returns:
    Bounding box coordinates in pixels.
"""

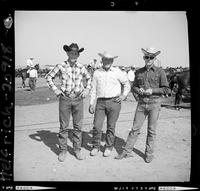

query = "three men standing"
[46,44,170,163]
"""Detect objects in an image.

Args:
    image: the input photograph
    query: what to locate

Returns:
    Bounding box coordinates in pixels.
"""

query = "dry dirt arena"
[14,78,191,182]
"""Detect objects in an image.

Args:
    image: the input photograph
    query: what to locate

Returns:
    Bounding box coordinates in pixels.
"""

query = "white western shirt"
[90,66,131,105]
[29,69,38,78]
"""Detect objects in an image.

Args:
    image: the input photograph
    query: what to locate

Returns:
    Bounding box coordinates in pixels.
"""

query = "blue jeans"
[58,95,84,152]
[124,99,161,155]
[92,98,121,150]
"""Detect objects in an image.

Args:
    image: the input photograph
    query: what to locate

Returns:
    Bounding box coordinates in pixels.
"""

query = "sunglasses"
[143,56,155,60]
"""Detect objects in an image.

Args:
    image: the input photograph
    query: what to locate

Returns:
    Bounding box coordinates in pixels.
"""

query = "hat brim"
[141,48,161,57]
[98,53,118,59]
[63,45,84,53]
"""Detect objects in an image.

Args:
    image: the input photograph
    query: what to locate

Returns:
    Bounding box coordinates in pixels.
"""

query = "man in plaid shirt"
[46,43,92,161]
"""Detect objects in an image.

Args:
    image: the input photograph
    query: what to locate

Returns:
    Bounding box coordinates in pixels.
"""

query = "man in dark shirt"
[115,47,170,163]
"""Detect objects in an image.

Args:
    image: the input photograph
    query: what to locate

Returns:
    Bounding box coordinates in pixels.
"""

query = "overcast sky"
[15,11,189,69]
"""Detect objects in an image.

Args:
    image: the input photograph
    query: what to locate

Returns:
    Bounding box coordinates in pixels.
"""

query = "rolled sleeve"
[152,69,171,95]
[45,64,60,92]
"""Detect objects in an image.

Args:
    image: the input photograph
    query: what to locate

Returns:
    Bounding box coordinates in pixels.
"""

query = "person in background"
[28,65,38,91]
[27,57,34,67]
[127,66,135,84]
[115,47,170,163]
[46,43,92,161]
[92,58,97,69]
[120,66,128,76]
[26,57,34,70]
[89,51,130,157]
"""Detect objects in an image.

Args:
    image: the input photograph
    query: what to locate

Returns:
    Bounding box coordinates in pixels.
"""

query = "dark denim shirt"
[132,65,170,102]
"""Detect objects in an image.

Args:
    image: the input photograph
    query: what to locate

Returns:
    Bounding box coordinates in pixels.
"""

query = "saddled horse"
[20,64,39,88]
[169,69,190,109]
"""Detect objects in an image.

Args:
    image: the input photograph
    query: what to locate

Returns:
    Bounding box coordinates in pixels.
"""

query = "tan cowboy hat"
[98,51,118,59]
[141,47,161,56]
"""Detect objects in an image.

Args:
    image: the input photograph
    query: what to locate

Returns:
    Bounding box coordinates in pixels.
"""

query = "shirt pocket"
[150,74,160,88]
[75,73,83,80]
[136,76,144,86]
[62,72,70,80]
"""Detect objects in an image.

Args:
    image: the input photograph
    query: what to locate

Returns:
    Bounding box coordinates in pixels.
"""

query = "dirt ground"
[14,77,191,182]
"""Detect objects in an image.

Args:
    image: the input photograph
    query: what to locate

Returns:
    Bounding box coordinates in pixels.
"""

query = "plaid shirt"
[46,61,92,94]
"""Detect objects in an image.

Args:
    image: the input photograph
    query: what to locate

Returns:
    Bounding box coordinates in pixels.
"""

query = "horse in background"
[164,67,177,82]
[20,64,40,88]
[169,69,190,109]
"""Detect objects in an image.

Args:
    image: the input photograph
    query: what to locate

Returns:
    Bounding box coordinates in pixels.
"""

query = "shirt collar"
[145,64,157,72]
[65,60,79,68]
[99,66,115,72]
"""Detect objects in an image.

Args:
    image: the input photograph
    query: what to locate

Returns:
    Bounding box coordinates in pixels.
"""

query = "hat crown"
[69,43,79,51]
[102,52,113,58]
[141,47,161,56]
[146,47,157,54]
[63,43,84,53]
[145,47,158,54]
[98,51,118,59]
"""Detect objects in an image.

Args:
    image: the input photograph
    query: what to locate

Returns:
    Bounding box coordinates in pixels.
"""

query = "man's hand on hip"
[55,89,65,97]
[89,104,95,114]
[80,89,90,98]
[114,95,126,103]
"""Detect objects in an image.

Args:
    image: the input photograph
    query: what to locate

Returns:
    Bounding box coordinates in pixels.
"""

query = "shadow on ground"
[29,129,145,158]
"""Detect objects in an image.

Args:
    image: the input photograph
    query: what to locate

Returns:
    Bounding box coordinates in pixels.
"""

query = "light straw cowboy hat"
[98,51,118,59]
[141,47,161,57]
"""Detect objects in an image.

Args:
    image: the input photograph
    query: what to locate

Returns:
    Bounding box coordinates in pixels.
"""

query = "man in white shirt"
[28,66,38,91]
[89,51,131,157]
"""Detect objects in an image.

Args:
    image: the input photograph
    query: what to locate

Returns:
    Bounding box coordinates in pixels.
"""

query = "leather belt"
[64,92,81,98]
[97,96,118,101]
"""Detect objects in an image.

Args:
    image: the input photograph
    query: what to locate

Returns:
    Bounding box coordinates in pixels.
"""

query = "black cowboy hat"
[63,43,84,53]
